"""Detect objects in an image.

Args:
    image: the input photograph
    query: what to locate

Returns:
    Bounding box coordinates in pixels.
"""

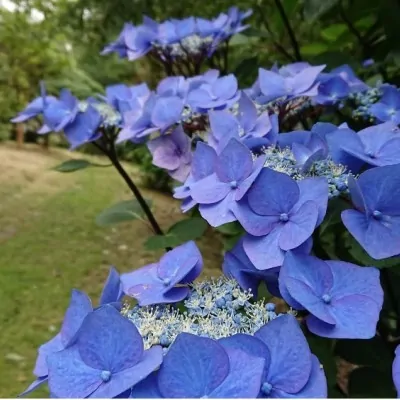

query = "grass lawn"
[0,142,223,397]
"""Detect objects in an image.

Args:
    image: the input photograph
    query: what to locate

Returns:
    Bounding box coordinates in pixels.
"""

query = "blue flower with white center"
[370,84,400,124]
[279,252,383,338]
[121,241,203,306]
[47,306,163,398]
[342,164,400,259]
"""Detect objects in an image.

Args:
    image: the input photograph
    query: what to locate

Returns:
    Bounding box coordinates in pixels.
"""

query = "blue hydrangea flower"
[330,64,369,93]
[101,23,136,58]
[11,82,56,123]
[121,241,203,306]
[313,74,350,105]
[220,315,327,398]
[20,289,93,396]
[173,142,217,212]
[279,252,383,339]
[369,84,400,124]
[393,345,400,398]
[104,83,151,117]
[187,74,240,111]
[342,165,400,259]
[156,76,188,101]
[47,305,163,398]
[208,93,278,151]
[326,122,400,172]
[117,94,184,143]
[222,237,281,297]
[147,125,192,182]
[233,169,328,269]
[156,332,265,398]
[21,267,124,396]
[257,65,325,103]
[189,138,266,227]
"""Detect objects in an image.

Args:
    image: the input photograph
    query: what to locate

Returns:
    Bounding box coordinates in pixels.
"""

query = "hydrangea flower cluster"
[12,5,400,398]
[102,7,251,75]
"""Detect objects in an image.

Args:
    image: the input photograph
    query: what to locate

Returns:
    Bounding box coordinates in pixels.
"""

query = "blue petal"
[216,139,253,183]
[190,174,231,204]
[209,348,265,398]
[158,241,203,283]
[47,347,102,398]
[130,372,162,398]
[100,267,123,305]
[19,377,48,397]
[77,306,144,372]
[34,333,64,377]
[279,253,335,324]
[255,315,312,394]
[151,96,183,130]
[93,347,163,399]
[306,295,381,339]
[60,289,93,345]
[191,143,218,181]
[247,169,300,216]
[198,191,237,227]
[258,69,286,102]
[158,333,230,398]
[279,201,318,250]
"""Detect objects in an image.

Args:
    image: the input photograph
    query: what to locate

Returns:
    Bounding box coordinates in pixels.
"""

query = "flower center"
[279,213,289,222]
[265,303,276,312]
[163,277,171,286]
[230,180,238,189]
[372,210,383,220]
[366,151,376,158]
[322,294,331,304]
[261,382,273,395]
[100,370,112,383]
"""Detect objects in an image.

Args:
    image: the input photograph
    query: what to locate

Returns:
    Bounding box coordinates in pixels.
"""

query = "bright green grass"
[0,146,222,397]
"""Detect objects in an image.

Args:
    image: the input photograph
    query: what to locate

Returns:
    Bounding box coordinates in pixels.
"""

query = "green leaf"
[215,221,243,236]
[335,336,394,371]
[96,199,152,226]
[144,217,207,251]
[229,33,258,46]
[348,367,396,398]
[319,197,350,236]
[53,159,92,172]
[221,234,242,252]
[144,234,181,250]
[300,43,329,56]
[167,217,207,240]
[234,56,259,87]
[320,24,348,41]
[303,0,340,21]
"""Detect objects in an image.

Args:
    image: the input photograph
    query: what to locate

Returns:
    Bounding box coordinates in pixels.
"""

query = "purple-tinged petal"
[60,289,93,345]
[209,110,240,143]
[327,260,383,311]
[209,348,265,398]
[296,177,328,226]
[212,74,238,99]
[100,267,123,305]
[255,315,312,394]
[279,253,335,324]
[120,264,159,293]
[243,228,285,270]
[19,377,48,397]
[216,139,253,183]
[306,295,381,339]
[130,372,162,398]
[279,201,318,251]
[151,96,183,130]
[92,347,163,399]
[248,168,300,216]
[128,285,190,306]
[232,199,280,236]
[190,173,231,204]
[77,306,143,372]
[258,69,286,101]
[47,347,102,398]
[191,142,218,181]
[273,355,327,398]
[235,155,266,201]
[158,333,230,398]
[347,175,366,213]
[34,333,64,377]
[291,65,326,94]
[237,92,258,131]
[151,139,181,170]
[158,241,202,283]
[198,191,237,227]
[342,210,400,259]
